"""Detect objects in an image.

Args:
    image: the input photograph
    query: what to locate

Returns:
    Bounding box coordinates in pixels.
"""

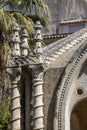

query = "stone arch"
[54,40,87,130]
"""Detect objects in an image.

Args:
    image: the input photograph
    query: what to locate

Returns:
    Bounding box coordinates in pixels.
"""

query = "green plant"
[0,97,11,130]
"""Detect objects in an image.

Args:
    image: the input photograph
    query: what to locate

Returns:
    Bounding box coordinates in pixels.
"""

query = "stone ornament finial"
[34,21,42,41]
[21,29,31,56]
[34,21,43,63]
[11,23,21,56]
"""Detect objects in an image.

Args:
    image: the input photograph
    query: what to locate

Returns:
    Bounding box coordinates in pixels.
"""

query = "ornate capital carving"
[29,64,44,79]
[6,67,21,79]
[32,67,44,80]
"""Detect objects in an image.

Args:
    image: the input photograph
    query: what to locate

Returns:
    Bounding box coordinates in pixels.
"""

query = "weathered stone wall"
[60,0,87,21]
[45,0,87,34]
[45,0,59,22]
[46,0,87,22]
[44,0,59,35]
[43,67,64,130]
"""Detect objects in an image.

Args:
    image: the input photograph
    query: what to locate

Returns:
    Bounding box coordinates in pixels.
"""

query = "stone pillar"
[11,75,21,130]
[30,21,44,130]
[10,23,21,130]
[6,67,21,130]
[32,67,44,130]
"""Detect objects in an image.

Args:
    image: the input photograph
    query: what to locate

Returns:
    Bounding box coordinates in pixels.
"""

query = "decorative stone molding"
[54,40,87,130]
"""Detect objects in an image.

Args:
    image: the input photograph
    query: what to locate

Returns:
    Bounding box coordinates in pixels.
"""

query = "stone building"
[4,1,87,130]
[6,19,87,130]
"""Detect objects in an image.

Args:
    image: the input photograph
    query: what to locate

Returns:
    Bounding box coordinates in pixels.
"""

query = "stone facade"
[6,21,87,130]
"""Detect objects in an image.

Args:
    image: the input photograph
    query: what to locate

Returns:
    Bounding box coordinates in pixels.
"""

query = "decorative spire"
[21,29,31,56]
[34,21,43,63]
[11,23,21,56]
[34,21,42,41]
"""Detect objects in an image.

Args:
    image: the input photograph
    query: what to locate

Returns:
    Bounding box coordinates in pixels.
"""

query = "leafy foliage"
[0,7,34,35]
[0,0,50,17]
[0,0,50,34]
[0,8,14,32]
[0,41,11,130]
[0,97,11,130]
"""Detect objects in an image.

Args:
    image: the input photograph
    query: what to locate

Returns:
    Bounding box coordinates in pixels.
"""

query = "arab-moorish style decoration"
[6,21,45,130]
[31,21,44,130]
[11,23,21,56]
[7,23,22,130]
[21,29,31,56]
[5,20,87,130]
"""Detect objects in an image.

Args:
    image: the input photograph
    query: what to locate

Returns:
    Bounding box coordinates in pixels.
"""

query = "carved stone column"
[30,21,44,130]
[11,75,21,130]
[32,66,44,130]
[6,67,21,130]
[9,23,21,130]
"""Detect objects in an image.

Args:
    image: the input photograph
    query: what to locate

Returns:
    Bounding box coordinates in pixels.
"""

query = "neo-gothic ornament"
[29,21,44,130]
[34,21,43,63]
[11,23,21,56]
[21,29,31,56]
[6,21,45,130]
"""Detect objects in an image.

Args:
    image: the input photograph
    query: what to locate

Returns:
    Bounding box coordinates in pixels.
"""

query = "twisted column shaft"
[11,76,21,130]
[32,69,44,130]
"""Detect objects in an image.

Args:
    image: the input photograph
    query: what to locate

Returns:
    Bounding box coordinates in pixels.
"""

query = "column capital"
[6,67,21,79]
[31,65,44,80]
